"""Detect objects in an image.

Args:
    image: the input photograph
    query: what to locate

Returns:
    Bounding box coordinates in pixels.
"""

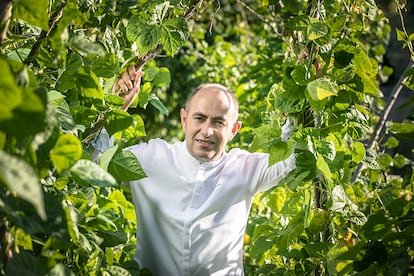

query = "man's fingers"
[128,65,136,81]
[121,71,133,90]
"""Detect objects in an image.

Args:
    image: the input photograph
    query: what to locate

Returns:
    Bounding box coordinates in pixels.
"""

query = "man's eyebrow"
[192,112,207,117]
[192,112,227,121]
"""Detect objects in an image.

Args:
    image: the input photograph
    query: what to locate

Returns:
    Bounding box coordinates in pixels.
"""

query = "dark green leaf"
[149,94,169,116]
[0,151,46,220]
[108,150,147,182]
[5,251,46,276]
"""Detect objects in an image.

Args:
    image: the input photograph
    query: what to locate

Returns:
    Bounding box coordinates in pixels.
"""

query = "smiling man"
[97,66,296,276]
[180,83,241,162]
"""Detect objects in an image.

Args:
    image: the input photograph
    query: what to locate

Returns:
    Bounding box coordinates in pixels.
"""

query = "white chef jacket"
[126,138,296,276]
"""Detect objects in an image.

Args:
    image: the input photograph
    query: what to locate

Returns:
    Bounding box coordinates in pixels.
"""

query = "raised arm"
[113,65,144,111]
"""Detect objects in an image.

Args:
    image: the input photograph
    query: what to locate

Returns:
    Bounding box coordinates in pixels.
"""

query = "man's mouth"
[196,139,214,145]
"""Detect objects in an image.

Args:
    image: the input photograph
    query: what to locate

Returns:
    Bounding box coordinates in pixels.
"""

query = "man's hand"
[113,65,143,111]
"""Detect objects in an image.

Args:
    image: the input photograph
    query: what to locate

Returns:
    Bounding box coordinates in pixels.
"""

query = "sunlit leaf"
[74,67,104,99]
[50,133,83,173]
[104,109,133,137]
[13,0,49,31]
[71,159,118,187]
[306,78,337,101]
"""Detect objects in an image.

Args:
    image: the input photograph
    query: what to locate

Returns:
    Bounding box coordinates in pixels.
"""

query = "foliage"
[0,0,414,275]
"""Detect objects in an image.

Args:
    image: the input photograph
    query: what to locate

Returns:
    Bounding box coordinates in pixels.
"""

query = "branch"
[236,0,279,36]
[24,0,68,65]
[0,0,12,45]
[351,60,414,182]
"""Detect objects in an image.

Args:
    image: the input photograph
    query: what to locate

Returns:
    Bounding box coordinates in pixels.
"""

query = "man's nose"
[200,123,213,137]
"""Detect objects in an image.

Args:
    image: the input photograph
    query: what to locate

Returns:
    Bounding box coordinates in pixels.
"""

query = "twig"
[24,0,68,64]
[0,0,12,45]
[236,0,279,36]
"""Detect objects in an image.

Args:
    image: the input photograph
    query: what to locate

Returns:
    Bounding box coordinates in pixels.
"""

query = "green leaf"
[69,36,106,57]
[306,78,337,101]
[50,133,83,173]
[149,94,169,116]
[351,141,365,163]
[70,106,99,125]
[161,18,189,55]
[71,159,118,187]
[270,82,306,113]
[5,251,46,276]
[316,153,332,182]
[0,58,23,121]
[108,150,147,182]
[0,151,46,220]
[268,187,287,213]
[0,87,46,138]
[98,145,119,171]
[291,63,314,86]
[74,67,104,99]
[104,109,134,137]
[126,15,161,55]
[395,29,405,41]
[307,22,329,41]
[269,141,295,165]
[97,230,128,248]
[153,67,171,87]
[390,122,414,139]
[12,0,49,31]
[91,53,120,78]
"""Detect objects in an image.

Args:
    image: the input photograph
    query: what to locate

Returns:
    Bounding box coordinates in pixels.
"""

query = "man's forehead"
[190,88,232,106]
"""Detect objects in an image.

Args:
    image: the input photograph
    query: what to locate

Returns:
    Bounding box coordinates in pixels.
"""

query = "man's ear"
[231,121,242,138]
[180,108,187,131]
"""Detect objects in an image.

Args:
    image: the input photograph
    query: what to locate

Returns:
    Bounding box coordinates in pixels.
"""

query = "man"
[100,66,296,275]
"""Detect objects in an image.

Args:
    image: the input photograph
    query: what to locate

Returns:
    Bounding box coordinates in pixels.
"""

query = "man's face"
[180,87,241,162]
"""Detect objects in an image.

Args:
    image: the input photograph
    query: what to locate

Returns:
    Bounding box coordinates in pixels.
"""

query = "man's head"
[180,83,242,162]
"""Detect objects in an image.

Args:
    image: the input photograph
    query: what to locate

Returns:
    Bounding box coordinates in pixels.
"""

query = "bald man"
[102,66,296,276]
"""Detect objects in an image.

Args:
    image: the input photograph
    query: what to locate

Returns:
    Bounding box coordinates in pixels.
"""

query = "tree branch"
[0,0,12,45]
[24,0,68,65]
